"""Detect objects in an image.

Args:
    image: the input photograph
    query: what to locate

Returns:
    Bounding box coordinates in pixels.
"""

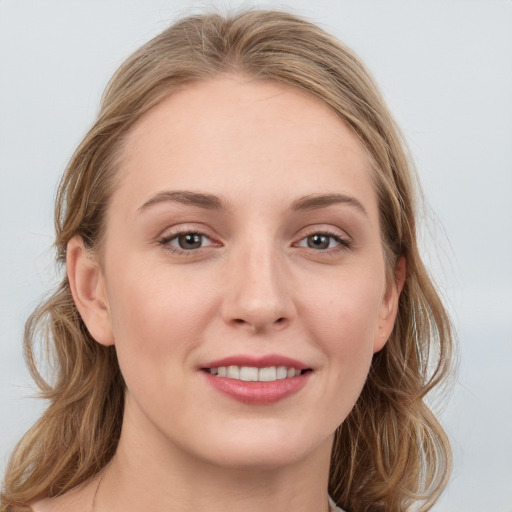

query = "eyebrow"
[138,191,226,212]
[138,190,367,216]
[291,193,367,216]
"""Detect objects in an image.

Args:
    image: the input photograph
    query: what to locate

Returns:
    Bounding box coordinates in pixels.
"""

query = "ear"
[374,256,406,353]
[66,235,115,346]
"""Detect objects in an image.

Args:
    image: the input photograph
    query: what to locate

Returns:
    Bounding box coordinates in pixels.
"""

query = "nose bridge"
[223,234,293,331]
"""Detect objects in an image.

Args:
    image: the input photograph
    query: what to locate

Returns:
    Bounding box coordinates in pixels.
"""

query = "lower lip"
[202,371,311,405]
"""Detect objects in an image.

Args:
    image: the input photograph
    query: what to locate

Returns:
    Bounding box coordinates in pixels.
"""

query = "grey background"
[1,1,511,510]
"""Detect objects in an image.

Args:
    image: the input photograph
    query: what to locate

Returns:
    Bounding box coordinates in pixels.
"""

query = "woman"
[1,9,453,512]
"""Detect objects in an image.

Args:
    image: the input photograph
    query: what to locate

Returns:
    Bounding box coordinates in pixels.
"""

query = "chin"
[202,447,310,472]
[188,421,334,472]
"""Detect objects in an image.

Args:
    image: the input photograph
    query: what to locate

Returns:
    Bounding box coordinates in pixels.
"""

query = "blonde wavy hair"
[1,9,453,512]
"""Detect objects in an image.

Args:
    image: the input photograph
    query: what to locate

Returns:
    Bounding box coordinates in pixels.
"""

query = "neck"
[95,406,333,512]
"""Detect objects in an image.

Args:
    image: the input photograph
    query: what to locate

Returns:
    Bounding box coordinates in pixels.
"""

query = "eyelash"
[158,229,216,256]
[295,231,351,254]
[158,229,351,256]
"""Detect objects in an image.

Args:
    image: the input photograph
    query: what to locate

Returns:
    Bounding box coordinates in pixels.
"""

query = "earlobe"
[374,256,406,353]
[66,236,114,346]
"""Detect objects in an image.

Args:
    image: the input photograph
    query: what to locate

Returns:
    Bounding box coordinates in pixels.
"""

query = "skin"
[34,76,404,512]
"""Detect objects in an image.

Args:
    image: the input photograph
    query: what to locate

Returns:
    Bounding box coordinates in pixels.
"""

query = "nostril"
[230,317,287,329]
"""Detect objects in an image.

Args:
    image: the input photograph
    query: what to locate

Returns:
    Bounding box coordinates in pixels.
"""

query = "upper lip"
[201,354,310,370]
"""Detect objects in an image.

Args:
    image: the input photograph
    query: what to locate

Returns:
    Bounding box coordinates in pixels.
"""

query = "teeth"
[240,366,258,381]
[208,366,304,382]
[227,366,240,379]
[276,366,287,379]
[259,367,276,382]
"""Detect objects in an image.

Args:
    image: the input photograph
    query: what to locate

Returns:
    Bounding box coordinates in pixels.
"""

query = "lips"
[201,354,312,404]
[203,354,309,371]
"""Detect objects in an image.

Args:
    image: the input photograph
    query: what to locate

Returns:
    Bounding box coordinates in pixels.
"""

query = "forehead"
[113,76,378,219]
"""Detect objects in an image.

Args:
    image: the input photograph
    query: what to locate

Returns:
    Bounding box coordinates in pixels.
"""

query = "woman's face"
[75,76,401,470]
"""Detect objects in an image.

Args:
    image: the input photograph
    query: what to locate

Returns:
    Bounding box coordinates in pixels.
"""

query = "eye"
[297,233,347,250]
[164,232,213,251]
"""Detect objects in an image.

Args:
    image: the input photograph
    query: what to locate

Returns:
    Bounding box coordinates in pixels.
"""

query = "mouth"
[204,366,310,382]
[200,355,312,404]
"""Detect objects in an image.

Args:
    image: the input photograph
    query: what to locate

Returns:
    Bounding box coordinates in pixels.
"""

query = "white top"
[328,496,346,511]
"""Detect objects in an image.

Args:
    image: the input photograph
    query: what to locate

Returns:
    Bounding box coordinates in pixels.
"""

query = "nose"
[221,242,295,333]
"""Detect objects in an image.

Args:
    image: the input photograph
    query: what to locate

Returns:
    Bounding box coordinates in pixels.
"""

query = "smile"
[207,366,304,382]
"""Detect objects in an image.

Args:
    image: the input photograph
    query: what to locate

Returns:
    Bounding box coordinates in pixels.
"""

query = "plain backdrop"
[1,1,511,510]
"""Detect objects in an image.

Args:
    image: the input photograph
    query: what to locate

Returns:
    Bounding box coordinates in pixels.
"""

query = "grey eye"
[308,234,329,249]
[299,234,341,250]
[171,233,210,250]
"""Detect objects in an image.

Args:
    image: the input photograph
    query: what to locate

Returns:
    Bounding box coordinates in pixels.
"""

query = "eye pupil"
[307,234,330,249]
[178,233,202,249]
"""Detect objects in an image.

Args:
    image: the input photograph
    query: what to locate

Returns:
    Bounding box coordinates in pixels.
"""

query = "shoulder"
[30,478,98,512]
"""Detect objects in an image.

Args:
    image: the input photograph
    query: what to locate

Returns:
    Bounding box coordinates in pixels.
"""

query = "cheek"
[308,282,381,425]
[303,267,382,344]
[299,265,383,387]
[105,261,216,384]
